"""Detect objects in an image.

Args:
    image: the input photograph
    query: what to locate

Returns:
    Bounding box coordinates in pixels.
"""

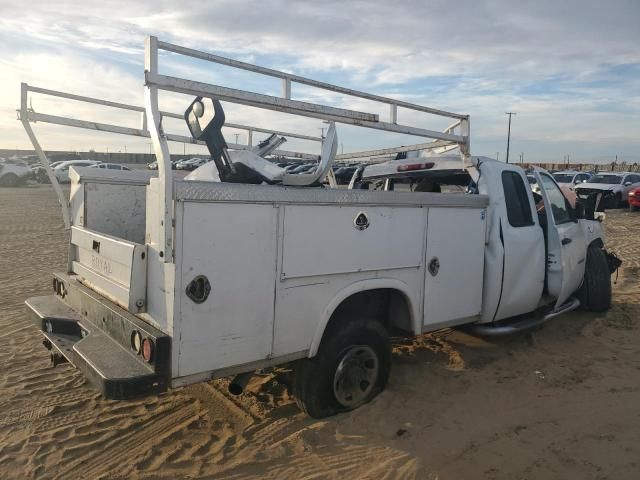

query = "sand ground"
[0,185,638,479]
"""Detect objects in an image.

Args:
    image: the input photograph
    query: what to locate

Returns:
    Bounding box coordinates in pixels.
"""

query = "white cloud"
[0,0,638,161]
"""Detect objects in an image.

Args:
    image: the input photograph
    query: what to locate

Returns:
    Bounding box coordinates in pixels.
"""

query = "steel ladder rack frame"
[144,36,470,263]
[17,83,327,229]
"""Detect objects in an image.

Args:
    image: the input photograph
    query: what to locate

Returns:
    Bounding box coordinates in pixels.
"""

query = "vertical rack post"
[19,83,71,229]
[144,36,173,261]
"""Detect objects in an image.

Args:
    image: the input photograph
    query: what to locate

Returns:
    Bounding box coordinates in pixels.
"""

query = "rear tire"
[615,193,625,208]
[577,246,612,312]
[0,173,19,187]
[293,318,391,419]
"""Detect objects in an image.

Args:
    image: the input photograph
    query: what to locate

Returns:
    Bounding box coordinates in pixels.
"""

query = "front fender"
[580,219,605,247]
[308,278,419,357]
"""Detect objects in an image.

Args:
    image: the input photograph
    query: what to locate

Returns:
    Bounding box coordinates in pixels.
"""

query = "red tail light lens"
[397,162,435,172]
[142,338,154,362]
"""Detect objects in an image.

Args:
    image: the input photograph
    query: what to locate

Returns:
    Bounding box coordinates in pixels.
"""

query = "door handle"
[561,238,572,245]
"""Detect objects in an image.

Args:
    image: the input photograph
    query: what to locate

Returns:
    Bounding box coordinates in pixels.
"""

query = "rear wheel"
[615,193,625,208]
[0,173,19,187]
[293,318,391,418]
[577,246,612,312]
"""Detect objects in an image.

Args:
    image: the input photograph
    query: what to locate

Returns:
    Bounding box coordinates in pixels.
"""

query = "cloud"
[0,0,638,161]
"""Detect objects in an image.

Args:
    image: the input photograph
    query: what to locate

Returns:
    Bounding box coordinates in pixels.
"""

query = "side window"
[539,174,573,224]
[501,171,534,227]
[107,164,120,170]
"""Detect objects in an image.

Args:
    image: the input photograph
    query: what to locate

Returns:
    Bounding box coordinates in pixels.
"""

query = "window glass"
[502,171,534,227]
[539,174,573,224]
[552,173,573,183]
[107,164,120,169]
[590,174,623,184]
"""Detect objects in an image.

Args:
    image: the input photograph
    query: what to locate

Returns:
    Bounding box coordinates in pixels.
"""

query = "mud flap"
[604,250,622,275]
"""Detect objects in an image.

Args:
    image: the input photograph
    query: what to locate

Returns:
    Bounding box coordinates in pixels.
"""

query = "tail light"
[397,162,435,172]
[142,338,154,362]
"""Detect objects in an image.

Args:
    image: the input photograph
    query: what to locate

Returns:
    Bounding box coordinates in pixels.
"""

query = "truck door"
[532,169,587,308]
[492,168,545,321]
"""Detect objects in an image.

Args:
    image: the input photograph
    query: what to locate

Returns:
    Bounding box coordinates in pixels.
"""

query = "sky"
[0,0,639,163]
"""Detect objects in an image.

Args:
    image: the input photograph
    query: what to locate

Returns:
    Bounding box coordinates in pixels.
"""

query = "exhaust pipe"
[228,371,253,395]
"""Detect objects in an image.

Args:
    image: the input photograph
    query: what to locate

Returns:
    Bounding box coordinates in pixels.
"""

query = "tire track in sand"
[52,400,203,480]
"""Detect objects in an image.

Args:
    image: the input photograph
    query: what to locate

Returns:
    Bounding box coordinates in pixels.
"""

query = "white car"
[575,172,640,208]
[552,171,592,190]
[176,157,208,170]
[53,160,102,183]
[0,159,32,186]
[90,163,131,171]
[33,160,66,183]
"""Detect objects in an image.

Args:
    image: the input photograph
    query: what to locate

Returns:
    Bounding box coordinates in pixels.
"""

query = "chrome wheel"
[332,345,379,408]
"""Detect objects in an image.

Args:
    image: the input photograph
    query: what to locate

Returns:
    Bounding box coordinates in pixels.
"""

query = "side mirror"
[594,212,606,222]
[624,181,632,186]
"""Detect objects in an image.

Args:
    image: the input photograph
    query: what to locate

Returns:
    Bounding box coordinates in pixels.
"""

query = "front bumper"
[25,273,170,399]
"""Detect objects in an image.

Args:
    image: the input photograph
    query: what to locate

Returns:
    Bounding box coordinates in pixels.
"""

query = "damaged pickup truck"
[23,37,619,418]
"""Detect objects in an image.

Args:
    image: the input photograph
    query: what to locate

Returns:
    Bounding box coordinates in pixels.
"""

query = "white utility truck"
[23,37,618,418]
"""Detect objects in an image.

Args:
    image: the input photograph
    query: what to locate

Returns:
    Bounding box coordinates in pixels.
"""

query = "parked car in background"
[176,158,209,170]
[552,171,592,190]
[90,163,131,171]
[0,159,32,186]
[148,159,187,170]
[53,160,102,183]
[629,187,640,212]
[334,166,358,184]
[575,172,640,208]
[32,160,65,183]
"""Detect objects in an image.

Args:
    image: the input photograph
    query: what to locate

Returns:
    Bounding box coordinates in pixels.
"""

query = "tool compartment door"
[423,207,486,327]
[176,202,277,377]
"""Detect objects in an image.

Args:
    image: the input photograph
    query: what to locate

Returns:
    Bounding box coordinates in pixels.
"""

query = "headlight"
[630,191,636,196]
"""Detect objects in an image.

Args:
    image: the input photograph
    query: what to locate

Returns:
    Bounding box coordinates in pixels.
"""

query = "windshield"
[552,174,574,183]
[590,174,623,184]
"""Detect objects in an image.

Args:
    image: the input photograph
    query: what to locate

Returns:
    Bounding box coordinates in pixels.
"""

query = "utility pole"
[234,133,240,145]
[496,151,500,162]
[505,112,516,163]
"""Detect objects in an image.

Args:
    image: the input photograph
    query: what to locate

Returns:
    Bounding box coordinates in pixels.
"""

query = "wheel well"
[322,289,413,341]
[589,238,604,249]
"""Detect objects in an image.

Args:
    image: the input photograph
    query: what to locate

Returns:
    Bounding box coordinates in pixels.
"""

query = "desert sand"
[0,185,638,479]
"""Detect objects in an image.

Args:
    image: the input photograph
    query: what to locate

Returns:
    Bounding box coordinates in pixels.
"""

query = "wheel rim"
[332,345,379,408]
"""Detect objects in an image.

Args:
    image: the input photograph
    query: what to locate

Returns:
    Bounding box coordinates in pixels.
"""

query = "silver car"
[552,171,592,190]
[575,172,640,207]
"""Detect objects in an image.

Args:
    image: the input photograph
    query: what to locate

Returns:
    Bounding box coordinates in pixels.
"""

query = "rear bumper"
[25,273,170,399]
